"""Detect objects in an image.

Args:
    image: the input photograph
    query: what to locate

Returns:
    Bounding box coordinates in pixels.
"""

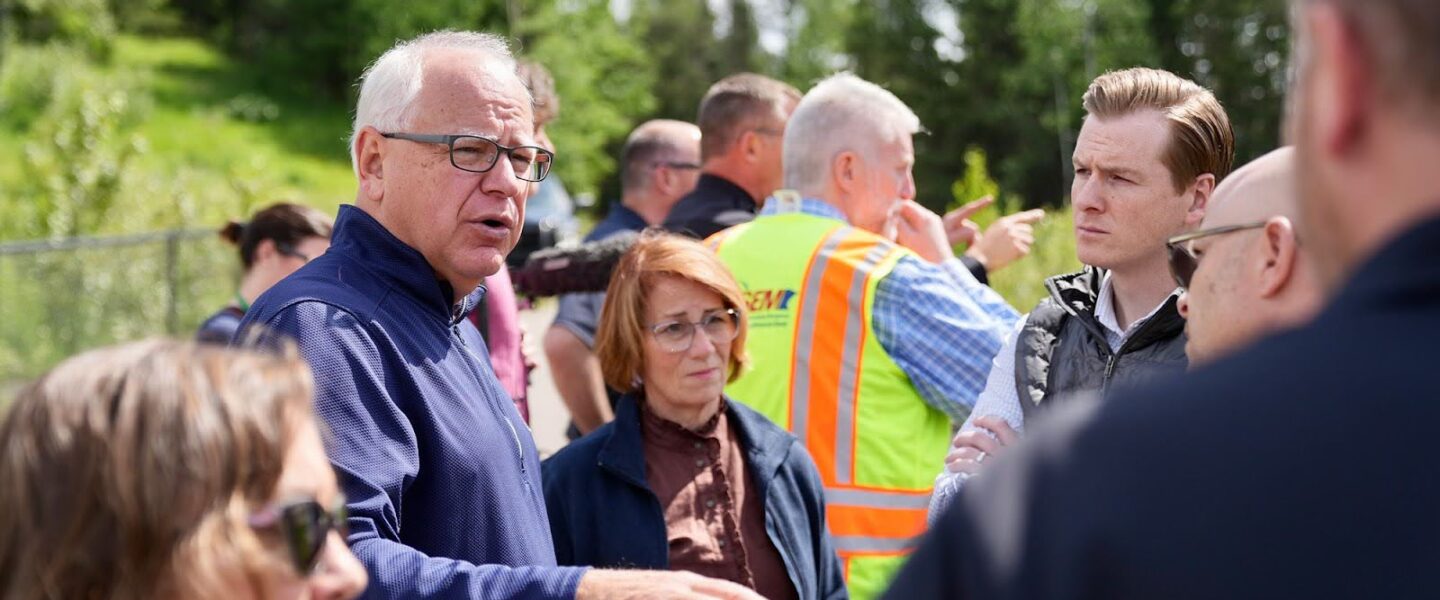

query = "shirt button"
[717,539,727,548]
[693,441,703,449]
[696,458,706,467]
[705,499,716,508]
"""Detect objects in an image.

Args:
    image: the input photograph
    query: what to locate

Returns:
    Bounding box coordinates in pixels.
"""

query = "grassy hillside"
[0,35,358,240]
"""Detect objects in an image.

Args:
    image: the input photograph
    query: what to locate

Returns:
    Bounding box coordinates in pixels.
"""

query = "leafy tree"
[775,0,854,87]
[1151,0,1291,165]
[628,0,723,121]
[513,0,656,197]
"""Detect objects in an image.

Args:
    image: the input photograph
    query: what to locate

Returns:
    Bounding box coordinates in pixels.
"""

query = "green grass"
[0,35,358,236]
[0,35,359,386]
[114,35,357,220]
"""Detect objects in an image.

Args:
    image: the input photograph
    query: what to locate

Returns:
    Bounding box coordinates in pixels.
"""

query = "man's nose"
[900,171,917,200]
[309,532,368,600]
[1072,177,1103,212]
[481,156,525,199]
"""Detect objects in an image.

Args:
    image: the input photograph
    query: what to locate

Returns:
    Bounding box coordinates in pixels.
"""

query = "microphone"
[511,231,640,297]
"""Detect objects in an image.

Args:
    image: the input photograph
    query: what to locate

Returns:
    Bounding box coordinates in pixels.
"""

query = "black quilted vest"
[1014,267,1188,418]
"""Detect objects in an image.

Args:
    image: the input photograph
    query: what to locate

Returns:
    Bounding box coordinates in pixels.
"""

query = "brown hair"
[518,59,559,127]
[1082,67,1236,190]
[697,73,801,162]
[1306,0,1440,116]
[0,339,317,599]
[220,202,333,271]
[595,231,749,392]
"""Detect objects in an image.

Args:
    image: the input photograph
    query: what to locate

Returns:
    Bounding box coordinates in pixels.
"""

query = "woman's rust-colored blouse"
[640,401,799,600]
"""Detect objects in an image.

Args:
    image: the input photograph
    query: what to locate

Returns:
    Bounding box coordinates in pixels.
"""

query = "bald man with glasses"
[1167,147,1324,366]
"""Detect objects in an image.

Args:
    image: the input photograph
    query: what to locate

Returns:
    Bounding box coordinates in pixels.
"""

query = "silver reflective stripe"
[833,242,892,485]
[790,228,848,438]
[825,487,931,510]
[832,535,916,554]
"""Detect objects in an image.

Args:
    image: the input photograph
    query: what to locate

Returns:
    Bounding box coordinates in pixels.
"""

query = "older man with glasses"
[239,31,762,600]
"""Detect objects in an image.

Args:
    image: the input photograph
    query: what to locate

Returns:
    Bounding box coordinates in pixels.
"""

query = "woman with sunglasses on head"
[541,232,846,600]
[0,339,367,599]
[199,203,333,344]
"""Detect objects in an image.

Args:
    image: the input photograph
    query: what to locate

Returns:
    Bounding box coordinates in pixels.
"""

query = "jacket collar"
[695,174,758,210]
[1044,266,1185,352]
[331,205,485,326]
[1328,215,1440,318]
[597,393,793,492]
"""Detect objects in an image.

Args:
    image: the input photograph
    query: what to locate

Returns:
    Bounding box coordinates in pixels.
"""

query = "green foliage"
[947,147,1080,311]
[10,0,116,58]
[0,43,91,130]
[517,0,656,197]
[0,35,356,242]
[950,147,1001,209]
[1151,0,1292,164]
[18,83,150,238]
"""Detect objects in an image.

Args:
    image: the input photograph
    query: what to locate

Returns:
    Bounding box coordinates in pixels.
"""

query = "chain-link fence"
[0,229,238,387]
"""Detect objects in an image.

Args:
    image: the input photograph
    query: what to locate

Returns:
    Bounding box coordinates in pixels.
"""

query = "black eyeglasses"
[647,308,741,353]
[380,132,555,182]
[249,496,349,574]
[276,242,312,263]
[1166,222,1267,290]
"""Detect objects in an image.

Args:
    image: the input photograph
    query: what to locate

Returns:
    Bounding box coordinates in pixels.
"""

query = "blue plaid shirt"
[758,196,1019,421]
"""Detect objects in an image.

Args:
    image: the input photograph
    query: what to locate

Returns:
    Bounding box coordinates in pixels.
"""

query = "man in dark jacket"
[927,67,1234,519]
[663,73,800,240]
[886,1,1440,597]
[542,396,847,600]
[240,31,760,600]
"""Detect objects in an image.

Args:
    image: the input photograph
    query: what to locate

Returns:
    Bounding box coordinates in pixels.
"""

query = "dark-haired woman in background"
[198,203,333,344]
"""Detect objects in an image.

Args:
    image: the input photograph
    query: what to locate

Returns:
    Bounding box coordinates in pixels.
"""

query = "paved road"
[519,300,571,457]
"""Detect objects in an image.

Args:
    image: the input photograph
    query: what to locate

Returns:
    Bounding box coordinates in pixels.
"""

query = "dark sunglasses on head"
[275,242,312,263]
[1165,221,1267,290]
[249,496,348,574]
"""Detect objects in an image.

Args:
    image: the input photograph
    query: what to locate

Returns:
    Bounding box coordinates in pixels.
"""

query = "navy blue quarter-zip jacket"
[239,205,586,599]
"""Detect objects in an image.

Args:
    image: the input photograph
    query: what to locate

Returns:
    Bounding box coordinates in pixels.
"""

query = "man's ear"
[355,127,387,205]
[1185,173,1215,227]
[654,165,677,196]
[1258,216,1300,298]
[832,151,859,197]
[739,130,762,163]
[1307,4,1374,159]
[252,238,278,265]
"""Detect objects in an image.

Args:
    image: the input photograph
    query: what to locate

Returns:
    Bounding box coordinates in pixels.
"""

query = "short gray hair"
[349,30,518,174]
[782,73,922,194]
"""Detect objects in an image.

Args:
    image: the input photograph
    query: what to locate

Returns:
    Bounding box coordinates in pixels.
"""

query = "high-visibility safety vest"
[707,206,952,600]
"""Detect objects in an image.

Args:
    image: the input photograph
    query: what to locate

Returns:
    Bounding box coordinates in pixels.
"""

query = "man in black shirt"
[663,73,800,239]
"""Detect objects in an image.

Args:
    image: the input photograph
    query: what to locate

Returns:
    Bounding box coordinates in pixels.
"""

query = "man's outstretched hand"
[943,196,1046,273]
[576,569,767,600]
